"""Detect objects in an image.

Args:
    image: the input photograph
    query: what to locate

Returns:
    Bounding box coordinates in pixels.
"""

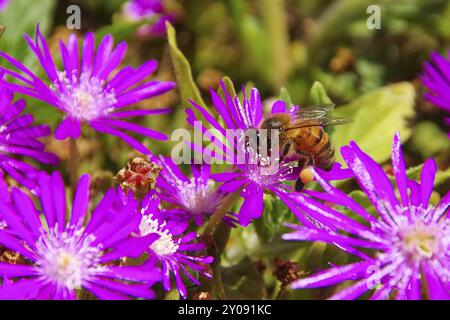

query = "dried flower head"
[116,157,162,199]
[273,258,303,286]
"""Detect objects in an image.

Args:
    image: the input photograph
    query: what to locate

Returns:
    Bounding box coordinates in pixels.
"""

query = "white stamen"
[53,71,117,121]
[139,215,179,256]
[35,226,105,290]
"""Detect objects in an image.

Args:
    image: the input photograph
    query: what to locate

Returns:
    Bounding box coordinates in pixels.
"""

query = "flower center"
[139,214,179,256]
[54,71,117,121]
[400,220,440,261]
[246,158,294,186]
[36,227,104,290]
[177,178,217,214]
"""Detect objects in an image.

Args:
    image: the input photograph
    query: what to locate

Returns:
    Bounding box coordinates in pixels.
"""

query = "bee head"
[261,116,286,130]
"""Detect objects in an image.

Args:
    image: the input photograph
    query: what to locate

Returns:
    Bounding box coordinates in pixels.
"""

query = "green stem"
[69,139,79,194]
[202,190,241,236]
[276,284,287,300]
[261,0,290,89]
[201,190,241,299]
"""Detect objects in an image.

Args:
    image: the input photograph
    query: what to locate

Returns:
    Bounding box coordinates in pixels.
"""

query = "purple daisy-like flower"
[0,87,59,191]
[133,193,213,298]
[185,83,349,226]
[156,156,224,226]
[283,133,450,300]
[0,172,161,300]
[124,0,175,37]
[421,51,450,135]
[0,26,175,154]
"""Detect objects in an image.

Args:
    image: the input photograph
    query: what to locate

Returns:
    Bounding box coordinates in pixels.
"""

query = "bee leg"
[295,152,315,192]
[296,150,315,168]
[295,178,304,192]
[279,140,293,162]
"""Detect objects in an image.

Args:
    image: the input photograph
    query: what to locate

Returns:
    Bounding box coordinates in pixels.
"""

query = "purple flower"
[156,157,224,226]
[421,51,450,135]
[133,193,213,299]
[0,26,175,154]
[0,0,8,12]
[283,133,450,300]
[123,0,175,37]
[186,83,347,226]
[0,87,59,191]
[0,171,7,228]
[0,172,161,300]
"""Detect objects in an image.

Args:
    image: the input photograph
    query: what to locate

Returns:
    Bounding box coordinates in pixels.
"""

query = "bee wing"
[300,103,336,112]
[284,103,352,131]
[296,110,328,120]
[294,104,337,120]
[285,116,353,131]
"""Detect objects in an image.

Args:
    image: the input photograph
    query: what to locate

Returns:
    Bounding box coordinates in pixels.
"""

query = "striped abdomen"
[291,123,335,171]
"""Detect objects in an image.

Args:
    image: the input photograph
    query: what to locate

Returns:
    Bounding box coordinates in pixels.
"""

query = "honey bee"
[260,104,351,191]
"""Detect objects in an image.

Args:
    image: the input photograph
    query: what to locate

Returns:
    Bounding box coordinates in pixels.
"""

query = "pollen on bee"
[299,167,314,185]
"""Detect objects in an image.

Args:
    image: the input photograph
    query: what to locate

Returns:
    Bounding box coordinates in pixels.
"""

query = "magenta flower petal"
[0,0,9,11]
[421,51,450,134]
[123,0,175,37]
[239,183,264,226]
[117,193,213,299]
[55,116,81,139]
[0,88,59,190]
[156,157,224,226]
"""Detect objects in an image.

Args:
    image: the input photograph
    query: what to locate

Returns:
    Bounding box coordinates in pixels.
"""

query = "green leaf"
[409,121,450,158]
[436,167,450,186]
[164,289,180,300]
[239,16,272,84]
[389,165,449,187]
[166,22,208,111]
[309,81,333,105]
[333,82,415,163]
[0,0,56,71]
[253,195,291,243]
[221,256,265,300]
[279,87,294,107]
[217,76,236,101]
[94,20,147,44]
[261,0,290,89]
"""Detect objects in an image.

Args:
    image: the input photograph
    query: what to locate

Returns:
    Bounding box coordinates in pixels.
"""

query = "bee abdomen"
[313,132,335,171]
